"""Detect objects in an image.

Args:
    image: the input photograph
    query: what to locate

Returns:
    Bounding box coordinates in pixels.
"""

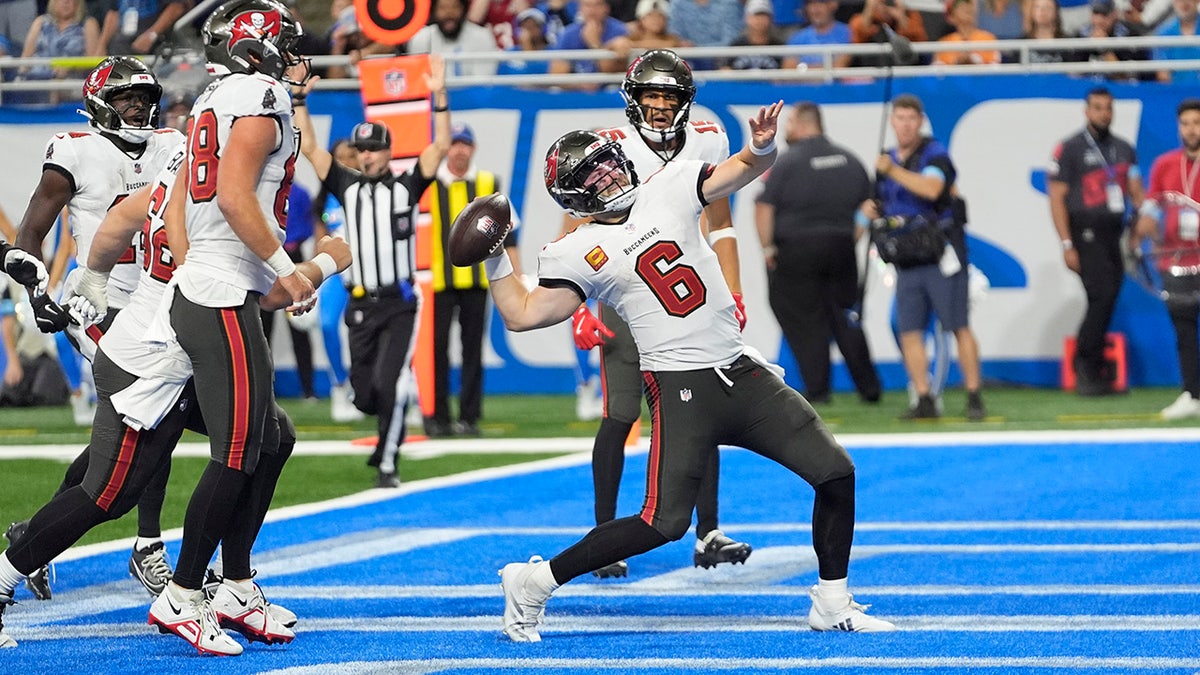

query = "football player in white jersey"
[569,49,750,577]
[8,56,185,601]
[0,135,351,655]
[491,107,896,642]
[142,0,314,655]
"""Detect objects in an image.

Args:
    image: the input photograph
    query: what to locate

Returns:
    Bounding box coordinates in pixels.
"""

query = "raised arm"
[292,77,332,181]
[416,55,452,180]
[700,102,782,204]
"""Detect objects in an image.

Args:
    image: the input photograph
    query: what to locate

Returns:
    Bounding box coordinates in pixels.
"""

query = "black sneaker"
[901,394,939,420]
[128,541,172,597]
[376,471,401,489]
[453,420,481,437]
[591,560,628,578]
[965,391,986,421]
[693,529,752,569]
[5,521,50,601]
[0,591,15,648]
[424,418,453,438]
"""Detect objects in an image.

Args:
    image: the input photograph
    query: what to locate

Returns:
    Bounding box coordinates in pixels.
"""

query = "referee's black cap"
[351,122,392,151]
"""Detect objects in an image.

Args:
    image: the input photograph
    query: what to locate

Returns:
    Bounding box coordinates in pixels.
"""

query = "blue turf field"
[3,430,1200,674]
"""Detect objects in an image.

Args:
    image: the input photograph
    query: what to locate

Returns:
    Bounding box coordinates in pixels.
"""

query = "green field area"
[0,388,1195,547]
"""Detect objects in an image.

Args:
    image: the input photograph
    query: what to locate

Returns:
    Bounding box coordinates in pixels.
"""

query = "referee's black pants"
[432,287,487,426]
[1070,223,1124,381]
[345,294,418,472]
[769,235,880,402]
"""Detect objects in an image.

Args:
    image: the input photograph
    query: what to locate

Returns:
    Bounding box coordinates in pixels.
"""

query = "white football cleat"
[1161,391,1200,421]
[807,585,896,633]
[210,579,295,645]
[0,591,16,648]
[149,585,243,656]
[331,382,365,422]
[499,556,552,643]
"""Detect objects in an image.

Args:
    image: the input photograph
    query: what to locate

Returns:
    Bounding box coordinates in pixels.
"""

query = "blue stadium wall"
[0,74,1188,396]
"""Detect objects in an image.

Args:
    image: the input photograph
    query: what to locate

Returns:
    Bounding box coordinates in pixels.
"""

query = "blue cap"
[451,123,475,145]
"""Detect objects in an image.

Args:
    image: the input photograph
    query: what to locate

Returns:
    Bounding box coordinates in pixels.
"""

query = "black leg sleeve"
[812,472,856,580]
[549,516,669,585]
[173,461,250,589]
[6,487,111,575]
[591,417,632,526]
[693,447,720,539]
[135,460,172,540]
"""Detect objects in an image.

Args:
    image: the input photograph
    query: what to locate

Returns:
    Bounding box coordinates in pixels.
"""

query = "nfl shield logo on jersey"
[679,388,692,402]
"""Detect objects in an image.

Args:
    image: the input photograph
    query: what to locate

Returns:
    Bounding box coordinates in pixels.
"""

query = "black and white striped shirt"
[324,162,433,293]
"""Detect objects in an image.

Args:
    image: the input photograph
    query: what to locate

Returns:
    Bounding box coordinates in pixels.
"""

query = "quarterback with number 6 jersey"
[492,108,897,643]
[575,50,750,577]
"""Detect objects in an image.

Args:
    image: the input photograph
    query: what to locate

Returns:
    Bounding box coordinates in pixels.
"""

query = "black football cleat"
[693,530,752,569]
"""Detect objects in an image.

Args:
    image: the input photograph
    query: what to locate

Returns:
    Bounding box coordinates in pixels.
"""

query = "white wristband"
[266,247,296,278]
[1061,239,1073,251]
[749,139,776,156]
[484,252,514,281]
[313,252,338,281]
[707,228,736,245]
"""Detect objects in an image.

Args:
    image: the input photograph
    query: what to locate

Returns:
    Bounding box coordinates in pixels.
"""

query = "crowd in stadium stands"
[304,0,1195,77]
[0,0,1193,85]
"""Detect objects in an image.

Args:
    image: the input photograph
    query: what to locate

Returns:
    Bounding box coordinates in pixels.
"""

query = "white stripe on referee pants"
[379,291,422,475]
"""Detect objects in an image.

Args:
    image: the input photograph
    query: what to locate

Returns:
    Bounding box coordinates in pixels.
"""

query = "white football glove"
[65,293,103,326]
[74,266,110,317]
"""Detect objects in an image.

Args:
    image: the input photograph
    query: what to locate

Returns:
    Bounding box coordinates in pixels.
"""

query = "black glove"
[30,294,75,334]
[2,245,49,295]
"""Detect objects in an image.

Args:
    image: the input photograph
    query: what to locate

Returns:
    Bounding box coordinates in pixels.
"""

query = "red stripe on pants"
[220,309,250,471]
[97,426,139,511]
[639,371,662,526]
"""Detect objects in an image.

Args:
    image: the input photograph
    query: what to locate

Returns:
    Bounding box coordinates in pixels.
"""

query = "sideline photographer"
[861,93,985,420]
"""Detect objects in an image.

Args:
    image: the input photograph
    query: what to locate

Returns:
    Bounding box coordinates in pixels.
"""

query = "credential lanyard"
[1180,152,1200,202]
[1083,129,1118,184]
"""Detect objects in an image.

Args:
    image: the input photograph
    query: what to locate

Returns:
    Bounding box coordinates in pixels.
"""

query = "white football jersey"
[44,127,185,309]
[177,73,297,307]
[597,119,729,182]
[538,161,741,372]
[101,142,192,383]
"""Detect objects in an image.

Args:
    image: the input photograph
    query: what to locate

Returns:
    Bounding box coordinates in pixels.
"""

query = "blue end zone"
[3,432,1200,673]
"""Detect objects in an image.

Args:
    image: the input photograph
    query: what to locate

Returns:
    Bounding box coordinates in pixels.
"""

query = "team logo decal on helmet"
[230,9,281,45]
[203,0,309,85]
[83,63,114,97]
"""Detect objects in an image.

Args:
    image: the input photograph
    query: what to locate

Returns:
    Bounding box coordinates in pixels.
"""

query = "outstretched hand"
[294,74,319,99]
[748,101,784,152]
[425,54,446,93]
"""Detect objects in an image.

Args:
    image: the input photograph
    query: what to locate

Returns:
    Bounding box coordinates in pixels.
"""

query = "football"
[447,193,513,267]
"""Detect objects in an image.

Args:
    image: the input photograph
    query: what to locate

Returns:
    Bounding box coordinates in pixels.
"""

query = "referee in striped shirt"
[293,58,452,488]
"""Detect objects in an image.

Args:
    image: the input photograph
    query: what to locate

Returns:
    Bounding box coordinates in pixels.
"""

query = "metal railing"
[0,34,1194,98]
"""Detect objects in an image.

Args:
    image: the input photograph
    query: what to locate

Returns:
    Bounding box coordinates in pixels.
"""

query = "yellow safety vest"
[429,171,498,292]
